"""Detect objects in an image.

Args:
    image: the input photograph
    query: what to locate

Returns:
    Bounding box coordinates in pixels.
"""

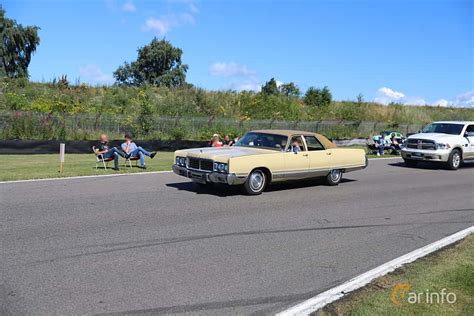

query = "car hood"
[176,146,275,162]
[408,133,460,143]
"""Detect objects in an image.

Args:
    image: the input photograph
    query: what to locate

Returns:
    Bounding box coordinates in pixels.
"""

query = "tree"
[0,6,40,78]
[303,87,322,107]
[261,78,279,95]
[321,86,332,107]
[114,38,188,87]
[279,82,300,97]
[304,86,332,107]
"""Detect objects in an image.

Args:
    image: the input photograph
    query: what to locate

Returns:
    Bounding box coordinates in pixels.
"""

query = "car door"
[281,135,310,180]
[464,124,474,158]
[304,135,332,176]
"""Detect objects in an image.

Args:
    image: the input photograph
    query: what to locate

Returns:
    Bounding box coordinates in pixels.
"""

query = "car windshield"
[235,132,288,151]
[421,123,464,135]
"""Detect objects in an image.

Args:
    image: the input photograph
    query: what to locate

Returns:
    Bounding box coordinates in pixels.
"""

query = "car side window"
[466,125,474,136]
[304,136,325,151]
[289,136,306,152]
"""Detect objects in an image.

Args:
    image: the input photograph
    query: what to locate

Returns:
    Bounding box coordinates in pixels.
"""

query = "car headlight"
[213,162,228,173]
[436,143,450,150]
[176,156,186,166]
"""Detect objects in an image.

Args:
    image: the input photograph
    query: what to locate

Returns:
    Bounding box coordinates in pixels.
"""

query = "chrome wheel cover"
[452,152,461,168]
[249,170,265,192]
[330,169,342,182]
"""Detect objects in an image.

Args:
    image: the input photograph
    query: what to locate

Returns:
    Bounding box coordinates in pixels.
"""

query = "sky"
[3,0,473,107]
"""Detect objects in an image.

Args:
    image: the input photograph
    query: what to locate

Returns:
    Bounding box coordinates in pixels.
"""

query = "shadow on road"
[166,178,357,196]
[389,161,474,170]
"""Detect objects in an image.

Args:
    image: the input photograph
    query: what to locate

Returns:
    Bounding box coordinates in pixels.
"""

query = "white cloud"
[143,2,198,35]
[433,99,449,107]
[374,87,405,104]
[451,91,474,108]
[374,87,427,106]
[122,1,136,12]
[79,65,114,84]
[144,18,171,35]
[232,81,261,92]
[189,2,199,14]
[374,87,474,108]
[209,62,256,78]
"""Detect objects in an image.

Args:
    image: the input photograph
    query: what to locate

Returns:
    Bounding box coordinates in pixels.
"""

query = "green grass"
[0,147,398,181]
[0,152,174,181]
[315,234,474,316]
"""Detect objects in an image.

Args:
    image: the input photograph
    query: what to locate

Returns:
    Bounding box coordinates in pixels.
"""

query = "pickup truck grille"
[187,158,213,171]
[406,139,436,150]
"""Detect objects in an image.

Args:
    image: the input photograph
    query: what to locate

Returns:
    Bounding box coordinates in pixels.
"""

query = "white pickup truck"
[401,121,474,170]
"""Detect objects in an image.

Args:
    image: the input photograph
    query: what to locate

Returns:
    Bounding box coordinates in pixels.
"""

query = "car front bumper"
[401,148,451,162]
[172,164,247,185]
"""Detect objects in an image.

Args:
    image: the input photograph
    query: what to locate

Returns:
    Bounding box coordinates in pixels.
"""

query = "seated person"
[289,138,302,153]
[223,135,234,146]
[279,139,287,151]
[210,134,223,147]
[121,133,156,169]
[94,133,129,171]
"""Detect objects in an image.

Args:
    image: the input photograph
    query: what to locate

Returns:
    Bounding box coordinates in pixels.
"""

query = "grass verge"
[315,234,474,316]
[0,152,174,181]
[0,149,399,181]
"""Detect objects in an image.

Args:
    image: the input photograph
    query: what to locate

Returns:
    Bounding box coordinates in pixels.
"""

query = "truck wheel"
[326,169,343,186]
[446,149,462,170]
[243,169,266,195]
[404,159,418,167]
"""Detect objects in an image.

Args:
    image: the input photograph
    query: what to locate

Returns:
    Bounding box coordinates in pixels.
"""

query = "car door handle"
[303,153,308,157]
[326,152,332,155]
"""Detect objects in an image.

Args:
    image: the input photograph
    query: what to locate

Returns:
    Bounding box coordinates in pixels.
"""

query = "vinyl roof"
[249,130,337,148]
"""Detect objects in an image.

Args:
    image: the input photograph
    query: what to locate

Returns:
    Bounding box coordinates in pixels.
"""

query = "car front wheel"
[243,169,267,195]
[446,149,462,170]
[326,169,343,186]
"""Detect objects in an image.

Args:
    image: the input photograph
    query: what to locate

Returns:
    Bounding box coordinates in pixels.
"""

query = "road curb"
[277,225,474,316]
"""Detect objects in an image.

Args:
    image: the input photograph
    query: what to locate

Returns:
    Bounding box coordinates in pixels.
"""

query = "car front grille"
[406,139,436,150]
[187,158,213,171]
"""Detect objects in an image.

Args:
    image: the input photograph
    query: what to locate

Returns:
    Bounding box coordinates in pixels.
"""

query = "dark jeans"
[102,147,126,169]
[129,146,151,167]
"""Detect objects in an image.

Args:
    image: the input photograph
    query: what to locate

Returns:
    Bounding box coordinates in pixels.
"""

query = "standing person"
[94,134,129,171]
[223,135,234,146]
[377,133,385,156]
[121,133,157,169]
[210,134,223,147]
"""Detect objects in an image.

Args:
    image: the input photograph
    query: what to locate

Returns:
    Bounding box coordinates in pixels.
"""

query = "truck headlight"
[436,143,450,150]
[176,156,186,166]
[213,162,228,173]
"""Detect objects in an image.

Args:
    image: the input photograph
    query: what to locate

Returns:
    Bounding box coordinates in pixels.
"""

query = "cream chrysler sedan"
[173,130,368,195]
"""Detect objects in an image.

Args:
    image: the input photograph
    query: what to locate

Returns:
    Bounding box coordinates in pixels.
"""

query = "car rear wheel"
[326,169,343,186]
[243,169,267,195]
[404,159,418,167]
[446,149,462,170]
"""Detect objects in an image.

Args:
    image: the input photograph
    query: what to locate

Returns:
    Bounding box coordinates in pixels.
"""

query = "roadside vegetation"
[1,6,473,142]
[315,234,474,316]
[2,79,473,141]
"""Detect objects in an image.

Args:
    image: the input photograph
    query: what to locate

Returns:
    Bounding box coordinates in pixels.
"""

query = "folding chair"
[124,156,140,168]
[92,146,114,170]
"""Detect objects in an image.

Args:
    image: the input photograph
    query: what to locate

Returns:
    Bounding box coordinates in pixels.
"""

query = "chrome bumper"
[172,165,247,185]
[401,149,451,162]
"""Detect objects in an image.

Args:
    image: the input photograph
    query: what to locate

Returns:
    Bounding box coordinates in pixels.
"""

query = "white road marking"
[0,157,401,184]
[277,225,474,316]
[0,171,172,185]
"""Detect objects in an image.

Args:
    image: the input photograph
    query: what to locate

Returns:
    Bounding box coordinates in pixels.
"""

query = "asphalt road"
[1,158,473,315]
